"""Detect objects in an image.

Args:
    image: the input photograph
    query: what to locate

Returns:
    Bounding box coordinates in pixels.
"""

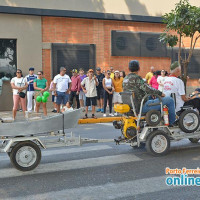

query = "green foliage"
[162,0,200,37]
[160,0,200,85]
[159,33,178,47]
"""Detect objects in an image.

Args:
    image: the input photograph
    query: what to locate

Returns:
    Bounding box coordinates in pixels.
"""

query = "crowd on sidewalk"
[9,61,200,122]
[9,66,126,120]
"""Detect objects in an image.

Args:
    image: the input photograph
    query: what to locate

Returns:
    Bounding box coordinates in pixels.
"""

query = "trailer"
[0,109,113,171]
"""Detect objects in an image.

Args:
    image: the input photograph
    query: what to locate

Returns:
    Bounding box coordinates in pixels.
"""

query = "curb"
[78,117,121,124]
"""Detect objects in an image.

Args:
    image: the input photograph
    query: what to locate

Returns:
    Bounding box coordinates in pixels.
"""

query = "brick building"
[0,0,199,110]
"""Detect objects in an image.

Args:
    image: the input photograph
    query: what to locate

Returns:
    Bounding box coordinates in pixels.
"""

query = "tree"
[160,0,200,86]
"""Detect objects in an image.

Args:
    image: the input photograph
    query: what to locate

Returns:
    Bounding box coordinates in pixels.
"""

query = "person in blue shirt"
[26,67,37,112]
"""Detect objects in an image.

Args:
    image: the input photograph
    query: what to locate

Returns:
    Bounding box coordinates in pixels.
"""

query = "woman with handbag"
[10,69,28,120]
[33,71,48,116]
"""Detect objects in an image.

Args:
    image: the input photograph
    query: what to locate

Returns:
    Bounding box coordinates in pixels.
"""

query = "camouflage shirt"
[123,73,162,110]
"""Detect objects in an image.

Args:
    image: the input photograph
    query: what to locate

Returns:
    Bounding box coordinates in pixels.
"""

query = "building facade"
[0,0,199,110]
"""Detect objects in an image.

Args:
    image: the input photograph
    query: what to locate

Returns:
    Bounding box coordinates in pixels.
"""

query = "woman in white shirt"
[102,70,114,117]
[157,70,167,92]
[10,69,28,120]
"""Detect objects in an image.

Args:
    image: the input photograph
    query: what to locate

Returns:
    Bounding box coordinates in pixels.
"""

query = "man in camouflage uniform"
[123,60,176,126]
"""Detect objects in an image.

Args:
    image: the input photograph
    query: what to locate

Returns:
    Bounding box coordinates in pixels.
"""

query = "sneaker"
[101,109,104,113]
[103,114,107,117]
[19,109,23,112]
[52,109,57,113]
[96,108,101,112]
[109,113,114,117]
[114,112,118,116]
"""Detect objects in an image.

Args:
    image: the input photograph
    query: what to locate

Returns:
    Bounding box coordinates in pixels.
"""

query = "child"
[61,101,73,112]
[49,79,57,113]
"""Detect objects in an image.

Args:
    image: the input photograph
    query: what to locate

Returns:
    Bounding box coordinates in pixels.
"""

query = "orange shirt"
[112,77,123,92]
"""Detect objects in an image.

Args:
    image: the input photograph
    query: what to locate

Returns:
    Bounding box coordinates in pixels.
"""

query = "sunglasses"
[16,72,22,73]
[37,74,42,75]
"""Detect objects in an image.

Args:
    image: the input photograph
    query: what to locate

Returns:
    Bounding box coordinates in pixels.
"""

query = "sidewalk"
[0,108,121,124]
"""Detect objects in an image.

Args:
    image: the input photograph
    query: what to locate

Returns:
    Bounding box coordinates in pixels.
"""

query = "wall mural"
[0,39,17,95]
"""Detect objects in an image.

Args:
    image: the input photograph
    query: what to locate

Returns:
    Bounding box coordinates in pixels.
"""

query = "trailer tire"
[10,141,41,171]
[179,110,200,133]
[189,138,200,143]
[145,110,161,126]
[146,130,170,156]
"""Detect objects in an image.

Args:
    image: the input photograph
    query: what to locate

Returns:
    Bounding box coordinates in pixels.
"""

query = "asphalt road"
[1,123,200,200]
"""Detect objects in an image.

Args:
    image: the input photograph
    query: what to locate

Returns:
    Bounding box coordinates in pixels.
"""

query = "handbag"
[18,78,26,98]
[19,91,26,98]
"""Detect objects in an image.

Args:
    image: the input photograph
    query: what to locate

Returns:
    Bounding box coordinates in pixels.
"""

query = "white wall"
[0,13,42,75]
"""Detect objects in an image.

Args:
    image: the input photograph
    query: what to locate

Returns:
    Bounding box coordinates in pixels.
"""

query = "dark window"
[52,43,96,77]
[111,30,167,57]
[0,39,17,79]
[171,48,200,79]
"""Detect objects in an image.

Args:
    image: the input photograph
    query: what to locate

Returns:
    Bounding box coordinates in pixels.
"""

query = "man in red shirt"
[69,69,81,109]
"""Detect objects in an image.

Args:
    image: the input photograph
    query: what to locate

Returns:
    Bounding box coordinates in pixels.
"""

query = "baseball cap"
[29,67,34,71]
[96,67,101,71]
[72,69,78,73]
[170,61,180,71]
[88,69,94,73]
[114,70,120,73]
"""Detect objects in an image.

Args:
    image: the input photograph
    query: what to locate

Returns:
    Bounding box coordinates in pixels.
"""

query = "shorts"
[52,95,57,102]
[56,91,69,105]
[97,88,104,100]
[86,97,97,106]
[113,92,122,103]
[79,90,86,100]
[13,95,26,111]
[35,91,43,100]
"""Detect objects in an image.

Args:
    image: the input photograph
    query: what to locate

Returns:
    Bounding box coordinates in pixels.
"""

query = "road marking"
[0,145,112,162]
[2,175,173,200]
[0,154,141,179]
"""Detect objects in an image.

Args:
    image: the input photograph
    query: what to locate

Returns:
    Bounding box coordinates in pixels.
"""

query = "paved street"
[1,123,200,200]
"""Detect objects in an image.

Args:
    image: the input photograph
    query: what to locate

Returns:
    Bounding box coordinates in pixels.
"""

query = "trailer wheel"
[146,130,170,156]
[145,110,161,126]
[10,141,41,171]
[189,138,200,143]
[179,110,200,133]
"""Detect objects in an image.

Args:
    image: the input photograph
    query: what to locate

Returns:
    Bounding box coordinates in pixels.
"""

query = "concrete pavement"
[0,108,121,124]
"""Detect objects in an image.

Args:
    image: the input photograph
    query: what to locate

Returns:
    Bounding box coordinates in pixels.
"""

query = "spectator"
[61,101,73,112]
[157,69,167,92]
[26,67,37,112]
[110,66,115,79]
[33,71,48,116]
[69,69,81,109]
[10,69,28,120]
[81,69,98,119]
[145,66,155,84]
[53,67,71,113]
[120,71,126,78]
[49,79,57,113]
[149,71,159,90]
[123,60,175,126]
[79,68,87,109]
[103,70,114,117]
[164,61,200,113]
[96,67,105,113]
[112,70,123,113]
